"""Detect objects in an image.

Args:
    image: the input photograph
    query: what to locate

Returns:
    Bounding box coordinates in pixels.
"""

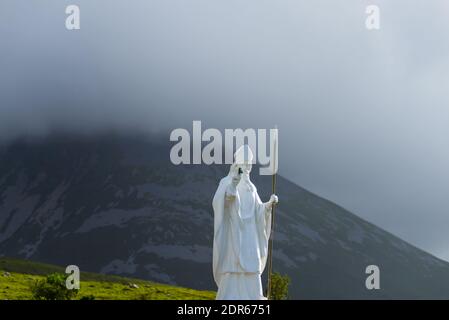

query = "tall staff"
[267,126,278,300]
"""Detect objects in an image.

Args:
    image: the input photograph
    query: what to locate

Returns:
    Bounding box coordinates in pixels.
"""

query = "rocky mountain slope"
[1,134,449,299]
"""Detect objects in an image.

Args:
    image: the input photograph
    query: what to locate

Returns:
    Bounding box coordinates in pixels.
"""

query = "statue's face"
[241,162,252,174]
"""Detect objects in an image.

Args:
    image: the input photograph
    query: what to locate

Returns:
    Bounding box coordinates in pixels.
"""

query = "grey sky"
[1,1,449,260]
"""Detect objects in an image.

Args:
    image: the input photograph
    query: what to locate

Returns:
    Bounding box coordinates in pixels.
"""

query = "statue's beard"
[240,172,254,192]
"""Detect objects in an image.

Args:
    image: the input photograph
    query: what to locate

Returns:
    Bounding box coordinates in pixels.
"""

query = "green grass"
[0,257,215,300]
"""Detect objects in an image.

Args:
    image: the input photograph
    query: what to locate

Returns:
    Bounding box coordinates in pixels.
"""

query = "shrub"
[269,272,290,300]
[31,273,78,300]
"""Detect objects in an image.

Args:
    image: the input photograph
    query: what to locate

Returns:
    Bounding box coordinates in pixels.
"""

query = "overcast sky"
[1,0,449,261]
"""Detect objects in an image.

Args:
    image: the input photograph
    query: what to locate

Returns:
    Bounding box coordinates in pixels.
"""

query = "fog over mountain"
[1,1,449,260]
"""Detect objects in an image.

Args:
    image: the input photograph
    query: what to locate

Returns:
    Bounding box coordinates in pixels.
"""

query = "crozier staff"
[267,127,278,300]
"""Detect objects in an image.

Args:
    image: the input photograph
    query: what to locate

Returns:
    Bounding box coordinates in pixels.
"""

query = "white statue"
[212,145,278,300]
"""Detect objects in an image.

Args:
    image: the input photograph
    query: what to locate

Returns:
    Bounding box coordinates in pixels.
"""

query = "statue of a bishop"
[212,145,278,300]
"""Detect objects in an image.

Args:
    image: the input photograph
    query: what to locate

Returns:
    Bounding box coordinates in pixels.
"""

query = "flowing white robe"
[212,173,272,300]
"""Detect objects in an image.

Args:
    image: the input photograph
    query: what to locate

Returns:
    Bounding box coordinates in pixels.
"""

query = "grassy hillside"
[0,257,215,300]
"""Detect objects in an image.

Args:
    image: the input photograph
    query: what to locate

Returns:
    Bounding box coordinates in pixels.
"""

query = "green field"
[0,257,215,300]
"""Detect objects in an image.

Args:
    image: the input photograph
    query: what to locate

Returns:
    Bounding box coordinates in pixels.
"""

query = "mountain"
[1,134,449,299]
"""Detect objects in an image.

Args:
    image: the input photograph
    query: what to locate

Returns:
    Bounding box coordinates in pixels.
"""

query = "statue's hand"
[270,194,279,205]
[230,163,241,187]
